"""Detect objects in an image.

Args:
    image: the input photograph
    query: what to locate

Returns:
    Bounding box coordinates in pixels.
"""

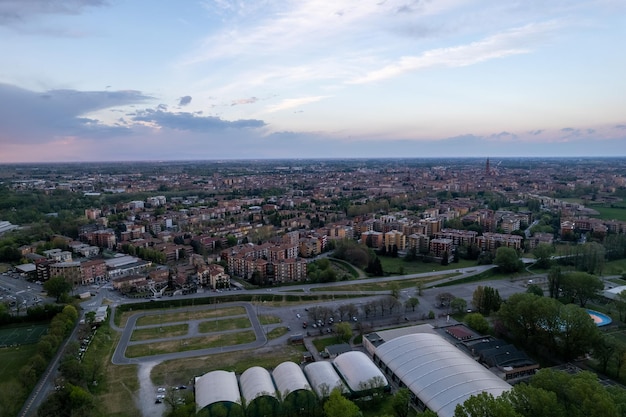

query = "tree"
[416,281,425,296]
[465,312,489,334]
[391,388,411,417]
[323,389,361,417]
[472,286,502,315]
[526,284,544,297]
[503,383,565,417]
[531,369,619,417]
[451,297,468,314]
[532,243,555,269]
[547,266,562,299]
[616,290,626,321]
[454,391,521,417]
[405,297,419,312]
[556,303,601,360]
[44,276,72,302]
[494,247,522,273]
[390,282,401,299]
[559,271,603,307]
[335,322,353,343]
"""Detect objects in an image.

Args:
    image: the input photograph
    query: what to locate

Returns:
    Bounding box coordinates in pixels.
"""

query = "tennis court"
[0,324,48,346]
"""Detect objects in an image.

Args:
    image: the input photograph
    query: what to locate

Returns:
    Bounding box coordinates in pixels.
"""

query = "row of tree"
[0,305,77,417]
[455,368,626,417]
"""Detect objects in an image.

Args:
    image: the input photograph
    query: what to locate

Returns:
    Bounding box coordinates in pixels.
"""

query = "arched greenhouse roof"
[272,361,312,400]
[195,370,241,411]
[375,333,511,417]
[240,366,277,404]
[303,361,346,398]
[332,351,388,393]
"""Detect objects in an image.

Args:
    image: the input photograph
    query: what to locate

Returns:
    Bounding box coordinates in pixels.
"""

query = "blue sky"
[1,0,625,162]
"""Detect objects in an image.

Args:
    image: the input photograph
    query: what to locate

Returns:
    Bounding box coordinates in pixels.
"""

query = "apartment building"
[476,232,523,252]
[384,230,406,251]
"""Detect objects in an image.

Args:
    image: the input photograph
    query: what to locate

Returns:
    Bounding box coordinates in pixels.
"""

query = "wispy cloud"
[0,0,107,25]
[132,109,265,131]
[265,96,331,113]
[231,97,258,106]
[350,21,560,84]
[0,83,151,144]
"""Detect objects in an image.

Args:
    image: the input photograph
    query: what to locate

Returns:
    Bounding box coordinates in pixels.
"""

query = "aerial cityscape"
[2,1,626,417]
[1,157,626,417]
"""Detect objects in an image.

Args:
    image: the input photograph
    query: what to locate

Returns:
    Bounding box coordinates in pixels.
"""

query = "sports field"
[0,323,48,346]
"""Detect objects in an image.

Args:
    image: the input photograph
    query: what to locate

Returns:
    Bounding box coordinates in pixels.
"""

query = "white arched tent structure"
[332,351,388,393]
[272,361,312,399]
[303,361,347,398]
[195,370,242,412]
[240,366,278,404]
[374,333,512,417]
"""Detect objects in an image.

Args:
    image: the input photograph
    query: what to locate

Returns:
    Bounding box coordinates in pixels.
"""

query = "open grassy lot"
[605,259,626,276]
[130,323,189,341]
[150,344,306,386]
[134,306,245,326]
[313,274,455,292]
[0,344,37,416]
[379,257,477,275]
[258,314,281,325]
[198,317,251,333]
[86,324,139,417]
[588,202,626,221]
[125,331,256,358]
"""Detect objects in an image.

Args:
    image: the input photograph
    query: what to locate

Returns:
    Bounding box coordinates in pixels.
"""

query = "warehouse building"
[373,333,511,417]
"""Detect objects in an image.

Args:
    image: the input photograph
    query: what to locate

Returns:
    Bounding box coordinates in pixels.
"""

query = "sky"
[1,0,625,163]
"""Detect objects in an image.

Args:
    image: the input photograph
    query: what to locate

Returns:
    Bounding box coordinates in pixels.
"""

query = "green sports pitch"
[0,324,48,346]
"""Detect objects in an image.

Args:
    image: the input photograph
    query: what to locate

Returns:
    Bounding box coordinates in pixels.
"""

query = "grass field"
[313,273,456,292]
[125,331,256,358]
[588,202,626,221]
[0,323,48,346]
[379,257,477,275]
[134,306,246,326]
[150,344,306,386]
[198,317,251,333]
[604,259,626,276]
[86,324,140,417]
[130,323,189,341]
[0,344,37,417]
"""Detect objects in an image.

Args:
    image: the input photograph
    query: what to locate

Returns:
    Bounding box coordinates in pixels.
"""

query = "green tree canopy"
[532,243,555,269]
[494,247,522,273]
[43,276,72,302]
[559,271,603,307]
[324,389,361,417]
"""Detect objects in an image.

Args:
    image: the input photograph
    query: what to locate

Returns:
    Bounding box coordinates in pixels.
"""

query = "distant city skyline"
[1,0,625,163]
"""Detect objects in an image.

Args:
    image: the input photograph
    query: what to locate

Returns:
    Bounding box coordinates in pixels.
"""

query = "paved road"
[110,302,267,365]
[13,263,539,417]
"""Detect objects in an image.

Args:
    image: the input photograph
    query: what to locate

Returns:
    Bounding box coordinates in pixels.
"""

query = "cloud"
[231,97,258,106]
[265,96,330,113]
[179,96,192,106]
[0,83,152,144]
[0,0,107,25]
[615,124,626,130]
[349,21,560,84]
[131,109,265,131]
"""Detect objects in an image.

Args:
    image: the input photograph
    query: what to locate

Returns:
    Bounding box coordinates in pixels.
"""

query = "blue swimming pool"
[587,310,612,327]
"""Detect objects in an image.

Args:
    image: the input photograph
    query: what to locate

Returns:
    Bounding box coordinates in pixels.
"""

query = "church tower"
[485,158,490,176]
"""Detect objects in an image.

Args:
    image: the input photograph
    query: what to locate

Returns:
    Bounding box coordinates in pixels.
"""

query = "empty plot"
[198,317,251,333]
[125,331,256,358]
[130,324,189,341]
[135,306,246,326]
